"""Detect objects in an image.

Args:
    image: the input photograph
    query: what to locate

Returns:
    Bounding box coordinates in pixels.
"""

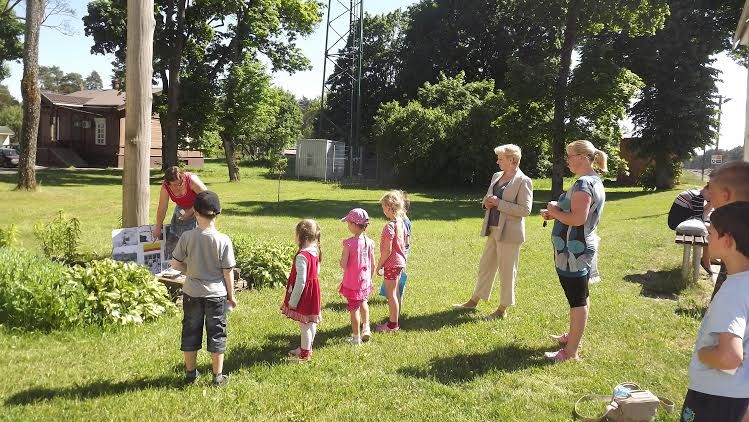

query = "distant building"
[0,125,14,146]
[36,87,203,168]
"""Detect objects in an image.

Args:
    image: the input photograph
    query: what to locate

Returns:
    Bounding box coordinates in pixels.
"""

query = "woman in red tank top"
[153,166,208,242]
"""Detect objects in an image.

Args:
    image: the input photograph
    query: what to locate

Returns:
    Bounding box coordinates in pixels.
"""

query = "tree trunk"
[162,0,187,169]
[550,0,582,200]
[654,153,674,189]
[222,134,240,181]
[122,0,155,227]
[17,0,43,191]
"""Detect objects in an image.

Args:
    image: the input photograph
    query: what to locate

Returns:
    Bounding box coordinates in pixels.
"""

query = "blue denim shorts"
[181,295,227,353]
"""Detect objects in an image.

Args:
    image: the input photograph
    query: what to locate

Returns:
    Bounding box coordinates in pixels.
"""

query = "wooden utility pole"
[122,0,155,227]
[17,0,44,191]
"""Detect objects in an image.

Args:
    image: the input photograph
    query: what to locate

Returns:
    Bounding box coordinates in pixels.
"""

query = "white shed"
[295,139,346,181]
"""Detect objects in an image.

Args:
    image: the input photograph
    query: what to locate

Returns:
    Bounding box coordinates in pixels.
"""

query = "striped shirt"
[674,189,705,218]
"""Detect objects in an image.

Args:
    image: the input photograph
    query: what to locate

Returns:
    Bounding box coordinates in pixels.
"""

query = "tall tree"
[324,10,408,142]
[548,0,667,198]
[0,0,24,79]
[84,0,322,171]
[18,0,44,190]
[58,71,83,93]
[622,0,743,188]
[122,0,155,227]
[0,103,22,135]
[84,70,103,90]
[38,65,64,91]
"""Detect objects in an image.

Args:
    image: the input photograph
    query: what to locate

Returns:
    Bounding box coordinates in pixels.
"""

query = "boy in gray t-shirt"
[171,190,236,387]
[681,202,749,422]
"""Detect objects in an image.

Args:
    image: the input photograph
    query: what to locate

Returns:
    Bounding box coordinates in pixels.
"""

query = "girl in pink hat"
[339,208,375,344]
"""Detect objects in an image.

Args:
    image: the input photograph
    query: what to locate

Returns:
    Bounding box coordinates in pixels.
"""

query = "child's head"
[707,161,749,208]
[708,201,749,262]
[296,219,321,247]
[398,190,410,214]
[341,208,369,235]
[193,191,221,220]
[380,190,405,220]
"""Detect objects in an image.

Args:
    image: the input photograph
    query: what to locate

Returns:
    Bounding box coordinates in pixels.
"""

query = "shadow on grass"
[400,308,478,332]
[4,375,183,406]
[223,323,353,372]
[323,301,350,312]
[224,199,479,221]
[397,345,551,384]
[0,167,167,188]
[623,268,685,299]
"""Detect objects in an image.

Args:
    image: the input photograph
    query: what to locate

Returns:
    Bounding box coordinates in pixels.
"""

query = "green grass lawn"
[0,162,710,420]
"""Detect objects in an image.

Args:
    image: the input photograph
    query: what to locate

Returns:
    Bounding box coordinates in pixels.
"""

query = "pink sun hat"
[341,208,369,225]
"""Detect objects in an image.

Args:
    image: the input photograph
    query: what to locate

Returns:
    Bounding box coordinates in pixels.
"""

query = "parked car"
[0,148,19,167]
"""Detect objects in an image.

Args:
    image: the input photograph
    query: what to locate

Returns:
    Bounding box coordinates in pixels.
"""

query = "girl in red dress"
[281,219,322,362]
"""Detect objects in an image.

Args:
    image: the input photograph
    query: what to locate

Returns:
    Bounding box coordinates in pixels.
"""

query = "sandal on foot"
[452,302,477,310]
[544,348,578,362]
[550,333,569,344]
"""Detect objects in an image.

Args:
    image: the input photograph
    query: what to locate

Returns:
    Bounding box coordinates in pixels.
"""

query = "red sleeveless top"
[163,172,197,208]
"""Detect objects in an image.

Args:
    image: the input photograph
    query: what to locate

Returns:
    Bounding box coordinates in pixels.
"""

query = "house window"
[94,118,106,145]
[306,153,313,167]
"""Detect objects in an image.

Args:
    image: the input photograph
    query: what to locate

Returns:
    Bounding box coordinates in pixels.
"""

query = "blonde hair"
[295,219,322,262]
[494,144,522,165]
[566,140,608,173]
[397,190,411,213]
[709,161,749,200]
[380,190,406,219]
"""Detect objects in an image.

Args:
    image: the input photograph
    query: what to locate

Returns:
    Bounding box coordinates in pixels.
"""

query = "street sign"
[711,154,723,165]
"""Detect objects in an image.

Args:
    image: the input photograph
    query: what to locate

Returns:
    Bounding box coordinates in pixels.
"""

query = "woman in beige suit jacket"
[454,144,533,319]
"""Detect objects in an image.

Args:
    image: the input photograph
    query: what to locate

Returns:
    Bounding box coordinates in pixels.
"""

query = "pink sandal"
[550,333,569,344]
[544,348,579,362]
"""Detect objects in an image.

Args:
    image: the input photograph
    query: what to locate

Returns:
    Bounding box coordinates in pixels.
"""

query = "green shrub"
[0,224,17,248]
[0,247,84,331]
[33,210,81,263]
[69,259,176,326]
[0,248,175,331]
[233,235,295,289]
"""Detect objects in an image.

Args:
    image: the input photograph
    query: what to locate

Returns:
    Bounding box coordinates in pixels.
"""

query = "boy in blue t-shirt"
[680,201,749,422]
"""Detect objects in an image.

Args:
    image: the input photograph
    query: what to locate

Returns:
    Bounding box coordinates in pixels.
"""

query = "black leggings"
[558,274,589,308]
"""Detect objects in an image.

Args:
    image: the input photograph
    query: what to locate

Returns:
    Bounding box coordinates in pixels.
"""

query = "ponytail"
[593,149,608,173]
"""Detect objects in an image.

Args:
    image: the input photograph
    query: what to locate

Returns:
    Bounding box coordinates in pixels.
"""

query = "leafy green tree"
[372,72,548,185]
[0,83,18,107]
[0,103,22,135]
[84,70,103,90]
[546,0,668,198]
[324,10,408,142]
[619,0,743,188]
[38,65,64,92]
[58,72,83,93]
[298,96,320,138]
[84,0,322,170]
[219,58,272,181]
[0,0,23,80]
[567,35,644,176]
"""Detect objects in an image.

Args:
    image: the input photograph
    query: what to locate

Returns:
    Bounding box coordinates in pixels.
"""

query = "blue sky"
[3,0,747,150]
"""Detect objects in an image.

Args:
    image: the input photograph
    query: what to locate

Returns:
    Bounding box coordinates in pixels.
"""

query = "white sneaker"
[361,326,371,342]
[348,336,362,345]
[589,276,602,284]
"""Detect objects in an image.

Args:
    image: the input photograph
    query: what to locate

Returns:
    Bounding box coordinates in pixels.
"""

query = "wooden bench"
[675,233,707,285]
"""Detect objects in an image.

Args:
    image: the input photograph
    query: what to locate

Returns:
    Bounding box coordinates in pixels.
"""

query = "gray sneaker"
[212,373,228,387]
[185,369,200,384]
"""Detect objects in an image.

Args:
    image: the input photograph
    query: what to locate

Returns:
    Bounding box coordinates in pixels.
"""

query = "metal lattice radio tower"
[318,0,364,176]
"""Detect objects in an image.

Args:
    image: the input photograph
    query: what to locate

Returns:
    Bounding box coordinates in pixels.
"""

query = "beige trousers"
[472,226,521,307]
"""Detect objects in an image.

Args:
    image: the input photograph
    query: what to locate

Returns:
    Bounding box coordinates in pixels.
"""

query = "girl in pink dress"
[375,191,408,333]
[339,208,375,344]
[281,219,322,362]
